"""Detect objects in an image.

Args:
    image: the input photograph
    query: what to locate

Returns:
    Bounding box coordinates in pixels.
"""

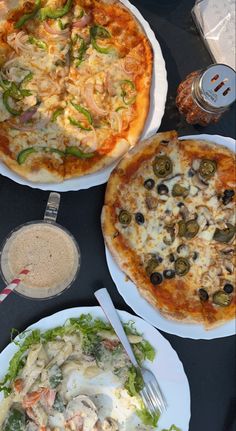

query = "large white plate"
[0,306,190,430]
[105,134,236,339]
[0,0,167,192]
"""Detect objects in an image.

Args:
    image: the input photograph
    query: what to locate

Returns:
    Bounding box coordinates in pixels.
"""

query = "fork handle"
[95,288,139,367]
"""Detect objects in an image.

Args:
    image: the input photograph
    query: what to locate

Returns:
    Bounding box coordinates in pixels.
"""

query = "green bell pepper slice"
[90,25,111,40]
[28,35,47,50]
[17,147,65,164]
[91,38,114,54]
[90,25,114,55]
[66,146,95,158]
[14,0,41,29]
[17,147,36,164]
[70,101,92,124]
[51,107,64,122]
[120,79,136,105]
[68,116,92,131]
[39,0,73,21]
[3,91,22,116]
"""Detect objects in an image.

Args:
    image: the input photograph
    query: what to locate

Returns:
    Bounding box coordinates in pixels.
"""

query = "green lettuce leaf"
[136,405,160,427]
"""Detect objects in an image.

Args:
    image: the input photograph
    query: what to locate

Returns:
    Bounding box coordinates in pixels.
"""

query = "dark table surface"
[0,1,235,430]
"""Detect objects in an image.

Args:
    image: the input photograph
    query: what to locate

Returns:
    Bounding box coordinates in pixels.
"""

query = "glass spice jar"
[176,64,236,126]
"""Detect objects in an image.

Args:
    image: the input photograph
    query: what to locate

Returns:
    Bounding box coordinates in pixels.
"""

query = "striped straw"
[0,268,31,304]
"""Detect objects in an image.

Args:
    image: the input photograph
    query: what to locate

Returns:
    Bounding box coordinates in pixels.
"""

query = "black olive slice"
[175,257,190,276]
[157,183,169,195]
[199,288,209,302]
[152,155,173,178]
[163,269,175,279]
[144,178,155,190]
[222,189,235,205]
[135,213,145,225]
[223,283,234,294]
[213,290,232,306]
[118,210,131,226]
[199,159,216,179]
[150,272,163,285]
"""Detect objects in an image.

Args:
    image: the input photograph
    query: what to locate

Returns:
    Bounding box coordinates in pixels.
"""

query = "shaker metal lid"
[199,64,236,109]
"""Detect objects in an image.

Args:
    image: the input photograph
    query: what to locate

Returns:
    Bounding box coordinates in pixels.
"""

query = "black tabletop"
[0,1,235,430]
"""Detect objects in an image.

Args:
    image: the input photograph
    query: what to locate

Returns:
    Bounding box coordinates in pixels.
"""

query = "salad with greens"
[0,314,181,431]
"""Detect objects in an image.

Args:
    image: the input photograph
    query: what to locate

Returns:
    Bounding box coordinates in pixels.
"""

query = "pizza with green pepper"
[102,131,236,329]
[0,0,152,182]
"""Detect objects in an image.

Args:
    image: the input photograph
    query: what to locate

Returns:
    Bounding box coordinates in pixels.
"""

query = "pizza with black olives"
[0,0,152,182]
[102,131,236,329]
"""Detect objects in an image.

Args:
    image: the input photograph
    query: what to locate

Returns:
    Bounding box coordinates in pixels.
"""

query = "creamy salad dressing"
[1,223,79,298]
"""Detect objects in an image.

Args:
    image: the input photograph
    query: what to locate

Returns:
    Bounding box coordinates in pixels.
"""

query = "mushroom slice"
[192,159,201,171]
[196,205,213,230]
[223,258,234,275]
[102,417,119,431]
[179,203,190,220]
[192,174,208,190]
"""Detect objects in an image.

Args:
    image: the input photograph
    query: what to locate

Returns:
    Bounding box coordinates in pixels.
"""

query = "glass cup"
[0,193,80,300]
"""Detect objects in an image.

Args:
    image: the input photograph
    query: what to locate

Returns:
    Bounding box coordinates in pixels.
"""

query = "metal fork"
[94,288,167,417]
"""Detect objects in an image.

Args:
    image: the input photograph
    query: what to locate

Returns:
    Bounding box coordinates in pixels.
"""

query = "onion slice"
[83,82,107,117]
[72,14,91,29]
[43,21,69,36]
[19,107,38,123]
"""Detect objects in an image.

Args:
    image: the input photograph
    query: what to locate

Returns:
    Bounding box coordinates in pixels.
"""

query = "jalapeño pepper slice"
[178,220,186,237]
[172,183,189,198]
[199,159,217,179]
[118,210,132,226]
[145,258,160,276]
[152,155,173,178]
[185,219,200,239]
[175,257,190,276]
[213,290,232,306]
[120,80,136,105]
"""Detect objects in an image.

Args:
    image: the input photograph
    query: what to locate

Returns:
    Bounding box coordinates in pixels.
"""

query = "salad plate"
[0,306,190,430]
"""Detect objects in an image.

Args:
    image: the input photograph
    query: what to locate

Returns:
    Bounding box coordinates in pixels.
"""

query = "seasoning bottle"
[176,64,236,126]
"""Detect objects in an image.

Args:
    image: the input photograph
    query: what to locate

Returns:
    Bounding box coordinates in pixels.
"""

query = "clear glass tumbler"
[0,193,80,300]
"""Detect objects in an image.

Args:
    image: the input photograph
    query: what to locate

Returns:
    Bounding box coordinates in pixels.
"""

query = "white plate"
[0,0,167,192]
[0,306,190,430]
[105,134,236,339]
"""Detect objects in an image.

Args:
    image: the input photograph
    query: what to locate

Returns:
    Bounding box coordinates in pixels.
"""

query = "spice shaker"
[176,64,236,126]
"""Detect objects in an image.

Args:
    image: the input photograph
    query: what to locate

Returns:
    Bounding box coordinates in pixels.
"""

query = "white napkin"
[192,0,236,70]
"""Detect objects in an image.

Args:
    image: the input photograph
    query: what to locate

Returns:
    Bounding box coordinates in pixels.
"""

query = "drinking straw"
[0,268,31,303]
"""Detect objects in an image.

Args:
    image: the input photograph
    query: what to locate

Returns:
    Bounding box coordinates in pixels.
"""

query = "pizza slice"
[62,0,152,178]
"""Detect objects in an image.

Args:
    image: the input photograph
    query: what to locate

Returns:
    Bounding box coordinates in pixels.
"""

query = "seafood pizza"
[102,131,236,328]
[0,0,152,182]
